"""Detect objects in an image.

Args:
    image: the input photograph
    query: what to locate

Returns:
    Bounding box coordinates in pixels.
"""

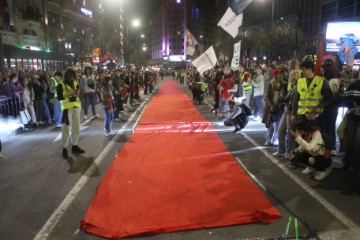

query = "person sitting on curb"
[220,100,251,133]
[289,120,332,181]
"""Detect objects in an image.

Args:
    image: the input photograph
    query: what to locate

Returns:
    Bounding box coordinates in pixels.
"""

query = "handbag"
[19,108,31,125]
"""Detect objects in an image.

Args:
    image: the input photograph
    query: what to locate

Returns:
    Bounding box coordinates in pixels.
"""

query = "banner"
[217,7,243,38]
[231,41,241,69]
[186,29,199,56]
[192,46,218,76]
[338,38,359,63]
[229,0,253,16]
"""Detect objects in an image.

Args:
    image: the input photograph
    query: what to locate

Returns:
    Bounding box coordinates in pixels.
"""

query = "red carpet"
[81,80,281,239]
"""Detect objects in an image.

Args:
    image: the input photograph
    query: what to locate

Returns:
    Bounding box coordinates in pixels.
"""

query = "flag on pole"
[192,46,218,76]
[315,35,324,76]
[231,41,241,69]
[100,54,111,65]
[185,29,199,56]
[228,0,253,16]
[217,7,243,38]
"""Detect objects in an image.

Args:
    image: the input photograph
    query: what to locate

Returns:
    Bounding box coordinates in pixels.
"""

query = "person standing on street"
[0,140,3,158]
[49,71,63,128]
[99,76,115,136]
[57,68,85,159]
[80,67,99,119]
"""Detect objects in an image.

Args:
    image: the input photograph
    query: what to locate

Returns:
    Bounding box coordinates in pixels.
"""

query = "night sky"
[125,0,217,24]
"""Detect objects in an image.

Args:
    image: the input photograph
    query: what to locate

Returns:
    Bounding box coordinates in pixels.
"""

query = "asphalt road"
[0,77,359,240]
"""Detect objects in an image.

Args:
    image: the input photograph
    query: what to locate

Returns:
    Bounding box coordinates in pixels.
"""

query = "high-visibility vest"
[197,82,207,92]
[51,77,60,98]
[59,81,81,110]
[297,76,324,115]
[242,72,252,91]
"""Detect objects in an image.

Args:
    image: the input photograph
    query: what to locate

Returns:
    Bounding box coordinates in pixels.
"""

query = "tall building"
[149,0,212,68]
[0,0,124,71]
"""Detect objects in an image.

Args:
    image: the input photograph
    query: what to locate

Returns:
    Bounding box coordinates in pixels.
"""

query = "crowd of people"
[0,67,159,159]
[1,59,360,179]
[178,58,360,181]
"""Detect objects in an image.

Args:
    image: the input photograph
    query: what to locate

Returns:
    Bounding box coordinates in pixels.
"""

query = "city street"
[0,77,359,240]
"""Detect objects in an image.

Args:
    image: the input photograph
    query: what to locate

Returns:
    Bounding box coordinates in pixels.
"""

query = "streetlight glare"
[132,19,140,27]
[140,34,145,38]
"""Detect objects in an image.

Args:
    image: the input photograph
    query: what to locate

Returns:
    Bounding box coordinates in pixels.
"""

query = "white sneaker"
[114,118,121,122]
[314,171,330,181]
[105,131,116,136]
[254,116,261,121]
[0,151,3,158]
[249,115,255,119]
[84,115,88,120]
[302,166,316,175]
[273,152,285,157]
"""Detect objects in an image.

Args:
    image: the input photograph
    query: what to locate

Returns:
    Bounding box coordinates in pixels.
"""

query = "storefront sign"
[23,34,40,47]
[0,30,17,45]
[80,7,93,18]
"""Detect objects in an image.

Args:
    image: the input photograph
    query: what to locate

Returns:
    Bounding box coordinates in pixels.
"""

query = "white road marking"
[34,100,148,240]
[239,131,360,237]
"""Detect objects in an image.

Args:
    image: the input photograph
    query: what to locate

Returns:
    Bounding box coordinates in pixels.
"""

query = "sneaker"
[84,115,88,120]
[95,114,100,118]
[330,150,337,157]
[273,152,285,157]
[264,142,273,147]
[72,145,85,154]
[114,118,121,122]
[232,128,241,133]
[314,171,330,181]
[249,115,255,119]
[302,166,316,175]
[253,116,261,121]
[105,131,116,136]
[288,161,297,169]
[285,153,294,159]
[62,148,68,159]
[55,124,62,128]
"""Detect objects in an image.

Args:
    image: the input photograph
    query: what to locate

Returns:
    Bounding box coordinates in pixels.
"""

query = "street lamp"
[132,19,140,28]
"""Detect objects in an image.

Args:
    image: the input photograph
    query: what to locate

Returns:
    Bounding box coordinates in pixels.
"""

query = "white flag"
[192,46,218,76]
[231,41,241,69]
[186,29,199,56]
[217,7,243,38]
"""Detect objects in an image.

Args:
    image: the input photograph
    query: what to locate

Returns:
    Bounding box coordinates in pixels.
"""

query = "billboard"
[326,22,360,52]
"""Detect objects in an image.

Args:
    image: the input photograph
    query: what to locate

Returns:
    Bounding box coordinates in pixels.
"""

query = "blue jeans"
[102,106,114,133]
[84,92,96,116]
[253,95,264,117]
[53,102,62,125]
[42,97,51,122]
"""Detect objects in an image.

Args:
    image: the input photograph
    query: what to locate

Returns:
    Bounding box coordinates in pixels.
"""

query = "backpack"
[236,104,251,129]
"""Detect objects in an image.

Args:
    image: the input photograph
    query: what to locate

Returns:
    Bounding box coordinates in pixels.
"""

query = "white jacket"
[295,130,325,156]
[251,74,265,96]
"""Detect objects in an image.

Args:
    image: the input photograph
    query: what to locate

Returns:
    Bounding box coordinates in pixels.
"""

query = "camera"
[69,96,77,102]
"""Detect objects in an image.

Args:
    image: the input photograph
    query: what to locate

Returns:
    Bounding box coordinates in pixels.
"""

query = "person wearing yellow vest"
[49,71,63,128]
[291,60,333,125]
[56,68,85,159]
[239,65,252,107]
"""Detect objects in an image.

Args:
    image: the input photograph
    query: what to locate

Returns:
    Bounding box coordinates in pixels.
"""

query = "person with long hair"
[56,68,85,159]
[80,67,99,119]
[99,76,115,136]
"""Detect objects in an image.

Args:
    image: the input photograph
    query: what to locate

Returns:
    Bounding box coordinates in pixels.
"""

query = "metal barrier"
[0,96,24,119]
